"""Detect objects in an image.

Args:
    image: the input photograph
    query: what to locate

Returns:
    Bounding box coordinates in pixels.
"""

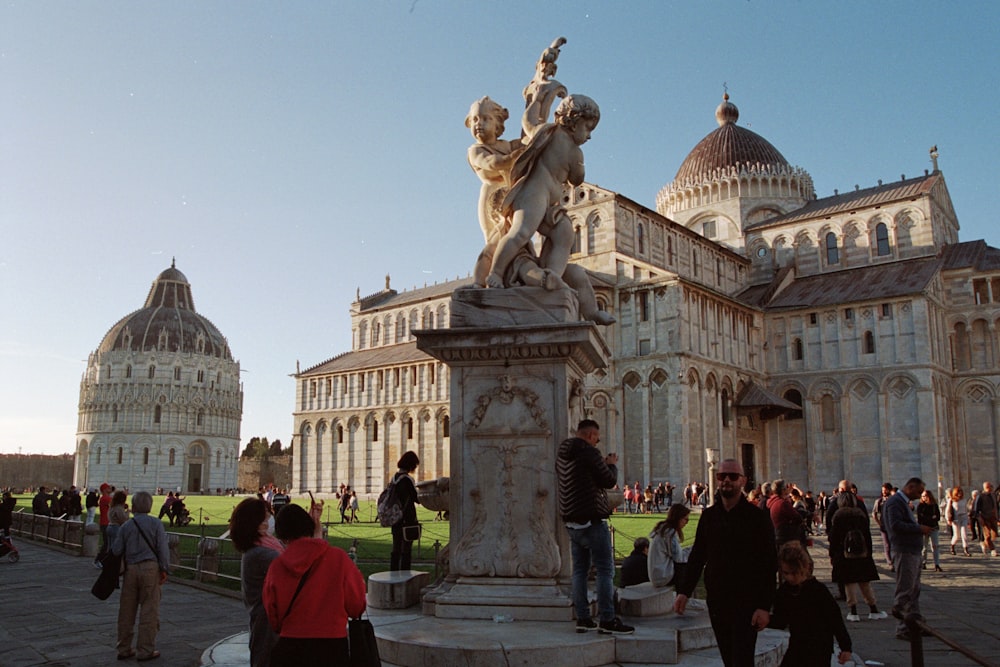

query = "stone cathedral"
[293,95,999,498]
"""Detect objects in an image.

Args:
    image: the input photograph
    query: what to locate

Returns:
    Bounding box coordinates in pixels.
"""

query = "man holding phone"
[556,419,633,635]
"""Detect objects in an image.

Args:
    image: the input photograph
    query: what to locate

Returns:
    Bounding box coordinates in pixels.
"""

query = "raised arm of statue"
[522,37,568,140]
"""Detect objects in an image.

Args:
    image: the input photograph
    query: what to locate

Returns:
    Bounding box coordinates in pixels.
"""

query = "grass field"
[14,494,700,587]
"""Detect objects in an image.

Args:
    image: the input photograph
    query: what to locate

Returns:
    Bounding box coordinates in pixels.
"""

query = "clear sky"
[2,1,998,455]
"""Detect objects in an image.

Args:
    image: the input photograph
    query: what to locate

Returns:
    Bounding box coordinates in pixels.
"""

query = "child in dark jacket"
[771,542,853,666]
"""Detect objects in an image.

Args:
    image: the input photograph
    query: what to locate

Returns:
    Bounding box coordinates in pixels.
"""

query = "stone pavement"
[0,539,246,667]
[5,528,1000,667]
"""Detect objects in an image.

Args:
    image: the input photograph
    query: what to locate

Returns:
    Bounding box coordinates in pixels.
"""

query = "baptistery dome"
[98,261,232,360]
[75,262,242,495]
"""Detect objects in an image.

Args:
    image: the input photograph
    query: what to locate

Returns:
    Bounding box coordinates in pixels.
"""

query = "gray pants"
[892,550,922,634]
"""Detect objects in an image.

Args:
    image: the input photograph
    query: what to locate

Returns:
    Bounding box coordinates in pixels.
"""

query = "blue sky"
[2,2,998,455]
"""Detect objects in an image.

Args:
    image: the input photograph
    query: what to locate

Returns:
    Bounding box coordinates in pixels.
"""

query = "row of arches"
[658,163,815,214]
[356,303,449,350]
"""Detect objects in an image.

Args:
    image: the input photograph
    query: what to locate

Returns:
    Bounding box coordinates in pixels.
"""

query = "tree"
[241,437,273,459]
[268,439,283,456]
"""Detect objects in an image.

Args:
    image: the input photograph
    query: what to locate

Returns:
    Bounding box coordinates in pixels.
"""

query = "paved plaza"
[2,528,999,666]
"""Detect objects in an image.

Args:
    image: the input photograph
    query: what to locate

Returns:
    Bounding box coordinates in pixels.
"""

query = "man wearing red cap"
[673,458,776,666]
[94,483,113,567]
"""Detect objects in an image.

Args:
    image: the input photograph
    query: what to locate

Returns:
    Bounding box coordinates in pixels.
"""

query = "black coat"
[556,437,617,524]
[828,506,879,584]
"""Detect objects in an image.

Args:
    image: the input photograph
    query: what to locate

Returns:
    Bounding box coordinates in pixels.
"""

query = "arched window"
[875,222,891,256]
[174,366,181,381]
[572,226,582,254]
[143,448,149,465]
[125,364,132,379]
[792,338,804,361]
[117,447,124,464]
[216,450,221,467]
[637,223,645,254]
[197,409,204,426]
[667,236,675,265]
[864,331,875,354]
[406,418,414,439]
[337,424,344,443]
[442,415,450,438]
[825,232,839,265]
[692,249,700,277]
[169,449,175,466]
[154,405,162,424]
[96,448,102,465]
[148,365,156,379]
[372,420,379,441]
[783,389,804,420]
[112,405,118,423]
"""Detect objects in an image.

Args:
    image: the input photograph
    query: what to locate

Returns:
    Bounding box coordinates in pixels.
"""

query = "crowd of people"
[560,419,1000,666]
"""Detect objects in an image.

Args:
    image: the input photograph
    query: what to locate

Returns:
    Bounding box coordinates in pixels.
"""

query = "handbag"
[91,552,123,600]
[401,523,422,542]
[348,616,382,667]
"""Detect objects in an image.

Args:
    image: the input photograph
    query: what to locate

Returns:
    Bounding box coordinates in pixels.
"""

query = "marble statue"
[465,38,614,326]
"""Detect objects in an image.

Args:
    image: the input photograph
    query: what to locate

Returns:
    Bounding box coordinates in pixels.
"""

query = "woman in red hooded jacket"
[263,502,366,666]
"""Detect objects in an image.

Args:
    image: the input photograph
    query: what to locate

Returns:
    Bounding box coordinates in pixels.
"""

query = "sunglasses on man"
[716,472,742,481]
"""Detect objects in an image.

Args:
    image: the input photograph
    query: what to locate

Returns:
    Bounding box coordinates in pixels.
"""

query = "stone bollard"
[197,538,219,582]
[168,534,181,571]
[83,522,100,558]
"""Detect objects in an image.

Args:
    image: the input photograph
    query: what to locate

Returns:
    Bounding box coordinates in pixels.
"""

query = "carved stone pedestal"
[416,301,609,621]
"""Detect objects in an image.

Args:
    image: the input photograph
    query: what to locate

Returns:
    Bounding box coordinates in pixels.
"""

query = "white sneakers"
[869,611,888,620]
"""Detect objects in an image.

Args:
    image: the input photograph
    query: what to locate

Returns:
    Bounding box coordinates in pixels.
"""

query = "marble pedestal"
[415,287,610,621]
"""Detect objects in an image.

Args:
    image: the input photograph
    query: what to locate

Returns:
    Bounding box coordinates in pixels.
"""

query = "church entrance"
[741,443,757,491]
[187,464,202,493]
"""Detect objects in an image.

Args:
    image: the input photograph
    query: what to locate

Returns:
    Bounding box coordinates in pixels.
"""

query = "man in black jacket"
[556,419,633,635]
[673,459,776,666]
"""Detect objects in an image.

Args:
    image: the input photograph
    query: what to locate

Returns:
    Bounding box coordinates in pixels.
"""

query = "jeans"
[922,529,940,567]
[892,550,922,634]
[567,521,614,622]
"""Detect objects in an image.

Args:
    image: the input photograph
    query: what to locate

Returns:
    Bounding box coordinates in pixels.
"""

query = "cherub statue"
[486,94,600,293]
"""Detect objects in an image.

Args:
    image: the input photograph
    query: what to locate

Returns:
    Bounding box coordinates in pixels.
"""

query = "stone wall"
[237,455,292,492]
[0,454,75,491]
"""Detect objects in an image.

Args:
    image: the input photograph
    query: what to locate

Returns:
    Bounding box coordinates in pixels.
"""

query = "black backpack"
[843,528,869,559]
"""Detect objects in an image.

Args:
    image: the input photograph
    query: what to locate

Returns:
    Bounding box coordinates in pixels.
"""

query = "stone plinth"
[368,570,431,610]
[618,581,677,617]
[415,306,610,622]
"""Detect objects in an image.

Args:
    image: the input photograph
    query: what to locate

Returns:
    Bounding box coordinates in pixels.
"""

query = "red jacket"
[263,538,366,639]
[98,494,112,527]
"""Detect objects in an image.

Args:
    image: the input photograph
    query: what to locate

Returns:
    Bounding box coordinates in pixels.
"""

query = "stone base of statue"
[415,286,609,621]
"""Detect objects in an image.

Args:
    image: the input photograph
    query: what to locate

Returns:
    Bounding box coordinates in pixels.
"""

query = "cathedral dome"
[97,261,233,359]
[672,94,791,185]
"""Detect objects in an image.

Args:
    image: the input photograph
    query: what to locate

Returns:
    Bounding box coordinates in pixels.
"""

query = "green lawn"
[15,494,701,589]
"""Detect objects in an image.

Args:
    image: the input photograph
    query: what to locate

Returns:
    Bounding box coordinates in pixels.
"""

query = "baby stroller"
[0,535,20,563]
[172,501,192,527]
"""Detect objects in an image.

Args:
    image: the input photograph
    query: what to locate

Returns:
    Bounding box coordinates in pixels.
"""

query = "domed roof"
[673,94,790,184]
[97,261,233,360]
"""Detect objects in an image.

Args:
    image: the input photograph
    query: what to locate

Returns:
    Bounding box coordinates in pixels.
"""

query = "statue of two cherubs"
[465,37,615,325]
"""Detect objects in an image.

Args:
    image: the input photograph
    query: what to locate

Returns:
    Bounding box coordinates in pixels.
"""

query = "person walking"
[828,491,887,622]
[112,491,170,661]
[917,490,942,571]
[674,459,777,666]
[973,481,998,556]
[883,477,932,640]
[946,486,972,556]
[390,451,420,571]
[94,483,113,567]
[872,482,894,568]
[556,419,633,635]
[770,542,853,666]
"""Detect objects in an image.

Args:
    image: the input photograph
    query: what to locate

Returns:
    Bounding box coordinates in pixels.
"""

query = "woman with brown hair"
[229,498,283,667]
[648,503,691,587]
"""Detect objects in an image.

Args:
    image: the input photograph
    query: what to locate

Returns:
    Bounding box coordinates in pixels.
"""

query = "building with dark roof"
[293,95,997,497]
[74,262,243,493]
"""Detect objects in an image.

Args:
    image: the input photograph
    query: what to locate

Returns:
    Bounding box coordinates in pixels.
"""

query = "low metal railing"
[899,611,992,667]
[11,511,85,550]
